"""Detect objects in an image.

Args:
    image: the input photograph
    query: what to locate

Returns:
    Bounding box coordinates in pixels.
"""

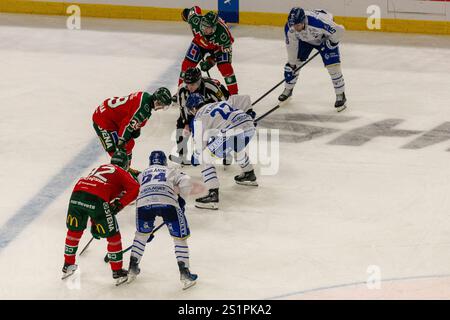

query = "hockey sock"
[202,165,219,189]
[64,229,83,265]
[236,150,253,172]
[173,238,190,268]
[131,231,151,264]
[327,64,345,95]
[218,63,238,94]
[107,233,123,271]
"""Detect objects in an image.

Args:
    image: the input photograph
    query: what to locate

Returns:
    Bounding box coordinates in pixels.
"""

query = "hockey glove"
[284,63,298,83]
[90,220,101,240]
[109,198,123,215]
[200,56,216,72]
[131,129,141,139]
[246,108,256,120]
[323,39,339,51]
[117,137,127,150]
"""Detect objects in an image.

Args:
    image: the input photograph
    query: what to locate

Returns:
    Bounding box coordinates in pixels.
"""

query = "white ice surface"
[1,13,450,299]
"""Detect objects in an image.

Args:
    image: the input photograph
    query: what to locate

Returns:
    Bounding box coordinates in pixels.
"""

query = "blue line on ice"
[0,59,182,252]
[264,273,450,299]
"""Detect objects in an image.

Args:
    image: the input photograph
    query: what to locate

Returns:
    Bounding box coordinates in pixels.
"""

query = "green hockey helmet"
[111,149,129,170]
[153,87,172,108]
[200,11,218,35]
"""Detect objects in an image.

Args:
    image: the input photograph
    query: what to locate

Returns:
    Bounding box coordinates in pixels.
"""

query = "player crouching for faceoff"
[179,7,238,95]
[171,67,230,166]
[62,150,140,286]
[279,7,347,112]
[185,94,258,210]
[92,87,173,175]
[127,151,198,290]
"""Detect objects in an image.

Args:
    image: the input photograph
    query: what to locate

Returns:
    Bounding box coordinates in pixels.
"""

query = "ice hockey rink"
[1,12,450,299]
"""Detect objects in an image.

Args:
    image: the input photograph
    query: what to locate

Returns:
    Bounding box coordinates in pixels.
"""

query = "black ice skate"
[178,261,198,290]
[169,154,191,166]
[234,170,258,186]
[278,88,293,102]
[195,188,219,210]
[112,269,128,286]
[127,256,141,284]
[61,263,78,280]
[335,92,347,112]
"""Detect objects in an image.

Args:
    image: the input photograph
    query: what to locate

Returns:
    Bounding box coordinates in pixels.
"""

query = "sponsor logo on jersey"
[103,203,115,232]
[95,224,106,234]
[67,214,78,228]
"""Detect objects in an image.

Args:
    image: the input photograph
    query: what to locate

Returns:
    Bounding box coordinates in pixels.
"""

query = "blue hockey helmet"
[149,150,167,166]
[288,7,306,27]
[186,93,205,115]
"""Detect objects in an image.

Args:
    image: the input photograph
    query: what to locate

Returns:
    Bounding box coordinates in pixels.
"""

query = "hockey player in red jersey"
[92,87,172,164]
[179,6,238,95]
[62,150,140,285]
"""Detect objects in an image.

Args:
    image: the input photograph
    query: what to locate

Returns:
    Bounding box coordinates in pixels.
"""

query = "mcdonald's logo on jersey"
[67,214,78,228]
[95,224,106,235]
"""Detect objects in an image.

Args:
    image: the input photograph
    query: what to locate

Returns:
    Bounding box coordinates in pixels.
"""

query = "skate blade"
[127,274,137,284]
[336,104,347,112]
[61,265,78,280]
[195,203,219,210]
[61,271,76,280]
[115,276,128,286]
[235,180,258,187]
[182,280,197,290]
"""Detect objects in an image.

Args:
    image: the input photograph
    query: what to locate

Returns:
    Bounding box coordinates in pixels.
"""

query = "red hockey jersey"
[92,92,148,135]
[73,164,139,207]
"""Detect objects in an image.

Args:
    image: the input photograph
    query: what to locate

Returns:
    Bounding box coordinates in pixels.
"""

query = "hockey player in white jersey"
[185,93,258,210]
[127,150,197,290]
[279,7,347,112]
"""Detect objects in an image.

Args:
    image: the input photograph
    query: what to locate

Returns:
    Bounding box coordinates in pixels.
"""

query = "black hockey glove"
[109,198,123,215]
[117,137,127,150]
[246,108,256,119]
[200,55,216,72]
[131,129,141,139]
[90,220,101,240]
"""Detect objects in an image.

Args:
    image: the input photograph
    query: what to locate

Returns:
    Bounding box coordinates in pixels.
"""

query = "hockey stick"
[254,104,280,124]
[79,236,95,256]
[251,50,320,107]
[103,221,166,263]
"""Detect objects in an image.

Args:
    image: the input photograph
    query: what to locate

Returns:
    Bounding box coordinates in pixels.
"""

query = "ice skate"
[112,269,128,286]
[178,261,198,290]
[61,263,78,280]
[234,170,258,186]
[127,256,140,284]
[335,92,347,112]
[195,188,219,210]
[278,88,293,102]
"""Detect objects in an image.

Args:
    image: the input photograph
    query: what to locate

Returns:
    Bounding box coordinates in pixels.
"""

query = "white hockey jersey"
[136,165,191,209]
[285,9,345,65]
[192,95,255,155]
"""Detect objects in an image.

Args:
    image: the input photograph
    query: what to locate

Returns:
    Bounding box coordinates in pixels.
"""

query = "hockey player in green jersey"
[179,7,238,95]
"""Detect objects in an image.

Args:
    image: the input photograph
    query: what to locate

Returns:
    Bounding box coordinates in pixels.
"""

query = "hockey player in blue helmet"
[128,150,197,289]
[279,7,347,112]
[185,93,258,210]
